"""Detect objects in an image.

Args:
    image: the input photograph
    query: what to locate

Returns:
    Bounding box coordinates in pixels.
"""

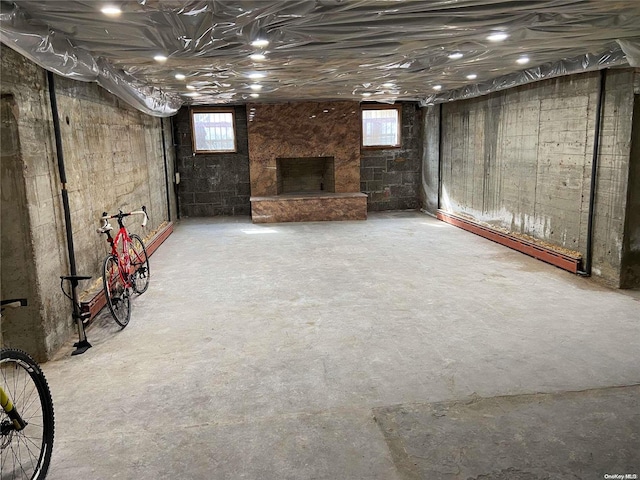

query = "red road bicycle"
[97,206,150,328]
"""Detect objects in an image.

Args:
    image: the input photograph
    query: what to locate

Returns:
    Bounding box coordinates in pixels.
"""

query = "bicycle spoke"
[11,432,38,478]
[129,234,150,294]
[102,255,131,327]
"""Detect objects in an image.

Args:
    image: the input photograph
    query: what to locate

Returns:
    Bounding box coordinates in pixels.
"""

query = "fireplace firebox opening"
[276,157,335,195]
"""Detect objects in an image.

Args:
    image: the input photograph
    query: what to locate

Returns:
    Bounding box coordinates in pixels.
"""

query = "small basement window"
[191,108,236,153]
[362,105,401,148]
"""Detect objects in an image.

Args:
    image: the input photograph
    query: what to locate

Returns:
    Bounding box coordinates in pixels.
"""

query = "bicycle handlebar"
[97,206,148,234]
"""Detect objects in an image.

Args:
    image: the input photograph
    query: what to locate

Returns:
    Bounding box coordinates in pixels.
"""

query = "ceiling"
[1,0,640,116]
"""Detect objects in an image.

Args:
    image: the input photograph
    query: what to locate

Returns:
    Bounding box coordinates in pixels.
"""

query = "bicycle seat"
[60,275,92,281]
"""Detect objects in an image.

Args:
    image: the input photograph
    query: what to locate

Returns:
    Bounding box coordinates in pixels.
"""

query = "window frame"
[361,104,402,149]
[190,107,237,154]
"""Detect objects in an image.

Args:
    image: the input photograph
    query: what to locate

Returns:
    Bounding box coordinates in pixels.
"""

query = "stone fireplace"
[248,101,367,223]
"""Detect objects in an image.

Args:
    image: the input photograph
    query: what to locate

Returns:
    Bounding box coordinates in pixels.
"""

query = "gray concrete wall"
[1,47,65,360]
[421,105,440,215]
[174,106,251,217]
[360,102,422,211]
[1,93,44,354]
[1,45,175,360]
[438,69,637,287]
[621,85,640,287]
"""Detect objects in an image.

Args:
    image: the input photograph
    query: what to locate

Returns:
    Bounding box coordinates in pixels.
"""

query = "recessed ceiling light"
[153,54,168,63]
[433,85,442,91]
[516,56,530,65]
[186,84,196,90]
[174,73,186,80]
[448,52,463,60]
[487,32,509,42]
[251,39,269,48]
[250,93,260,98]
[250,84,262,91]
[250,53,266,61]
[466,74,477,80]
[248,73,265,79]
[101,5,121,16]
[361,92,372,97]
[382,82,395,88]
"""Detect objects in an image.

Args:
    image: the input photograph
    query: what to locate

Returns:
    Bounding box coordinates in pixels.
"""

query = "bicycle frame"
[99,207,148,291]
[109,225,134,289]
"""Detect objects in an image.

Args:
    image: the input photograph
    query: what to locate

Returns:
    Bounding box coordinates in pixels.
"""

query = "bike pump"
[63,275,92,356]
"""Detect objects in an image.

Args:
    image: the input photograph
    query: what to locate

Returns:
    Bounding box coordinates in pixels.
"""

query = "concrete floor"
[43,211,639,480]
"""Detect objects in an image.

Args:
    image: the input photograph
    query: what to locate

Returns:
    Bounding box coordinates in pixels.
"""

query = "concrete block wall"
[1,45,175,360]
[174,106,251,217]
[437,68,637,287]
[360,102,422,211]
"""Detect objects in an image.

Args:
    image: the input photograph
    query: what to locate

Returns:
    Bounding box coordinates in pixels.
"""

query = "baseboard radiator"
[436,210,582,274]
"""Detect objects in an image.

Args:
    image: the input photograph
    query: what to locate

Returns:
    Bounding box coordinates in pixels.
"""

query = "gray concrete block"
[367,180,384,192]
[360,167,374,182]
[194,192,222,205]
[236,182,251,196]
[382,171,402,185]
[361,155,388,169]
[390,184,418,198]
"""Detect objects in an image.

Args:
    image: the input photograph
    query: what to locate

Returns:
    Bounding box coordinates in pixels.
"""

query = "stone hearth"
[250,192,367,223]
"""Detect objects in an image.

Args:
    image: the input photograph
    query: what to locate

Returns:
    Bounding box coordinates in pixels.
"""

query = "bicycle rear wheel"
[1,348,55,480]
[102,254,131,328]
[129,234,150,294]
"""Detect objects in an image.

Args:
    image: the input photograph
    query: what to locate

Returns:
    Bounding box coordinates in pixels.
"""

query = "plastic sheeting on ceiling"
[1,0,640,117]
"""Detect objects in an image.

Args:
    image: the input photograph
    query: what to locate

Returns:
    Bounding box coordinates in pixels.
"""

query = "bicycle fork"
[0,387,27,433]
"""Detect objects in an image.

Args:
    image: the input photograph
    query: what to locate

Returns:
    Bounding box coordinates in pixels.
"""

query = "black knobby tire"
[1,348,55,480]
[129,234,150,295]
[102,254,131,328]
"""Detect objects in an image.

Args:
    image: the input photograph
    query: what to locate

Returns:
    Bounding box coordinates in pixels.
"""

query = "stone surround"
[247,101,366,223]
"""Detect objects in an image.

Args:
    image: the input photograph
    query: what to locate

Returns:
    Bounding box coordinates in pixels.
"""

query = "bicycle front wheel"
[1,348,55,480]
[129,234,150,294]
[102,254,131,328]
